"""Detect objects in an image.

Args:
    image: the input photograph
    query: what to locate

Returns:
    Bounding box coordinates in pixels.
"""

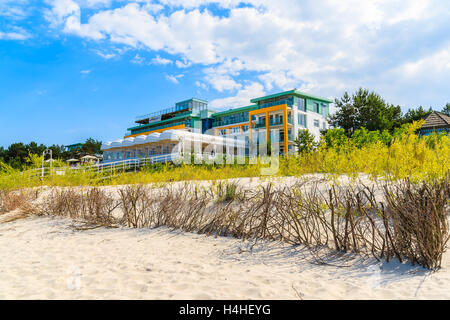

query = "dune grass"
[0,122,448,191]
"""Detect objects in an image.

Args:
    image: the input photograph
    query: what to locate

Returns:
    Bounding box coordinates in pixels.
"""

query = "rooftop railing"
[125,120,191,136]
[135,105,191,121]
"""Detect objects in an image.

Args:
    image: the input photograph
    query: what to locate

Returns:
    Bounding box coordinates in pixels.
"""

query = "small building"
[64,143,83,152]
[124,98,213,138]
[419,111,450,136]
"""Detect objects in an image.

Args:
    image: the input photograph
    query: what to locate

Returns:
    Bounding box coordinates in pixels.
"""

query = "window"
[298,98,306,111]
[298,114,307,128]
[321,103,328,117]
[220,129,227,136]
[314,119,320,127]
[231,126,240,134]
[242,125,249,132]
[322,122,326,130]
[260,116,266,125]
[313,103,319,113]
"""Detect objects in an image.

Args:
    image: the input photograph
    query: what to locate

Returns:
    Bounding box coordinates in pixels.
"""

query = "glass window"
[298,114,307,127]
[314,119,320,127]
[231,127,240,134]
[313,103,319,113]
[322,122,326,130]
[321,103,328,117]
[298,98,306,111]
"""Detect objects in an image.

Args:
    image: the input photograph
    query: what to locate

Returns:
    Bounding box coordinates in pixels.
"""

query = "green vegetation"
[329,88,403,134]
[294,129,318,154]
[0,138,102,170]
[329,88,449,135]
[0,121,448,190]
[283,121,449,181]
[442,103,450,116]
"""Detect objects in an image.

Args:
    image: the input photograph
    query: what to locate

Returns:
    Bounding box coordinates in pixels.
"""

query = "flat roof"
[128,112,196,131]
[65,143,83,148]
[250,89,334,104]
[212,105,258,117]
[176,98,208,105]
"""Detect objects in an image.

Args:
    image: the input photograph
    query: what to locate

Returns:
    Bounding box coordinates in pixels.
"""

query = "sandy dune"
[1,215,449,300]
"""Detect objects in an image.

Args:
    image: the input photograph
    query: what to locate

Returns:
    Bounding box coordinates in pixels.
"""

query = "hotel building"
[101,90,333,163]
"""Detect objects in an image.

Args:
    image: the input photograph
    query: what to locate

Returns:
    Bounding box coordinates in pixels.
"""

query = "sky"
[1,0,449,147]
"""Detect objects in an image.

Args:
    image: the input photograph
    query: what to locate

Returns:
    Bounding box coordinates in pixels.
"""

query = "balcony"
[252,117,293,128]
[277,133,294,142]
[213,117,248,127]
[126,120,190,136]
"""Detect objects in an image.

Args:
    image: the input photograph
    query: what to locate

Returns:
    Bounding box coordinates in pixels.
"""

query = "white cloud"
[80,69,91,74]
[195,81,208,90]
[94,50,116,59]
[210,82,265,109]
[0,30,29,40]
[396,47,450,78]
[43,0,450,107]
[175,59,192,68]
[131,53,145,64]
[0,0,30,20]
[151,55,172,65]
[165,74,184,84]
[203,68,242,92]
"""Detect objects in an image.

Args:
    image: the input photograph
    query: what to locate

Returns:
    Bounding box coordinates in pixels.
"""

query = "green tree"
[329,88,402,135]
[402,106,433,124]
[81,138,102,155]
[294,129,318,154]
[5,143,29,169]
[25,141,47,156]
[442,103,450,116]
[320,128,348,150]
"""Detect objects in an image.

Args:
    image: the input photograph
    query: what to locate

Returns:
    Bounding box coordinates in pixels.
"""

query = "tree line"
[328,88,449,135]
[0,138,102,170]
[2,88,449,169]
[294,88,449,153]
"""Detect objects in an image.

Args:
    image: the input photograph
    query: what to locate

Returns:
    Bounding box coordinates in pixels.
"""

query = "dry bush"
[33,175,449,270]
[43,187,120,226]
[0,190,5,213]
[118,184,158,228]
[382,178,450,269]
[43,188,82,218]
[270,179,449,270]
[0,190,7,213]
[0,189,39,214]
[80,188,120,225]
[274,183,331,247]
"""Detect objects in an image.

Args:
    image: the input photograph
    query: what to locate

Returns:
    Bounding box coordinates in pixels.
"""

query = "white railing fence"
[23,152,215,179]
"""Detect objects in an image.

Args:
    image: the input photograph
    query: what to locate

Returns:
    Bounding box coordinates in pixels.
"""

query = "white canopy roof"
[81,155,98,160]
[101,129,245,150]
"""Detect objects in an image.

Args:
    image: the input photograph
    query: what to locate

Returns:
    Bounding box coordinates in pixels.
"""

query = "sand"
[1,213,449,300]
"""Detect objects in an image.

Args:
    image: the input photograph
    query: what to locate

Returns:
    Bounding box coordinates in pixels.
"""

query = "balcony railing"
[136,105,191,121]
[125,120,190,136]
[213,118,249,127]
[252,118,293,128]
[277,133,294,142]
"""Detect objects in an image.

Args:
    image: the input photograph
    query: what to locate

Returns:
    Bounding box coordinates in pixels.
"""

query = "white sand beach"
[1,213,449,300]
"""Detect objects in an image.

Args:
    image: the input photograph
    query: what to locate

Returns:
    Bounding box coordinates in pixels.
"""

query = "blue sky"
[1,0,450,147]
